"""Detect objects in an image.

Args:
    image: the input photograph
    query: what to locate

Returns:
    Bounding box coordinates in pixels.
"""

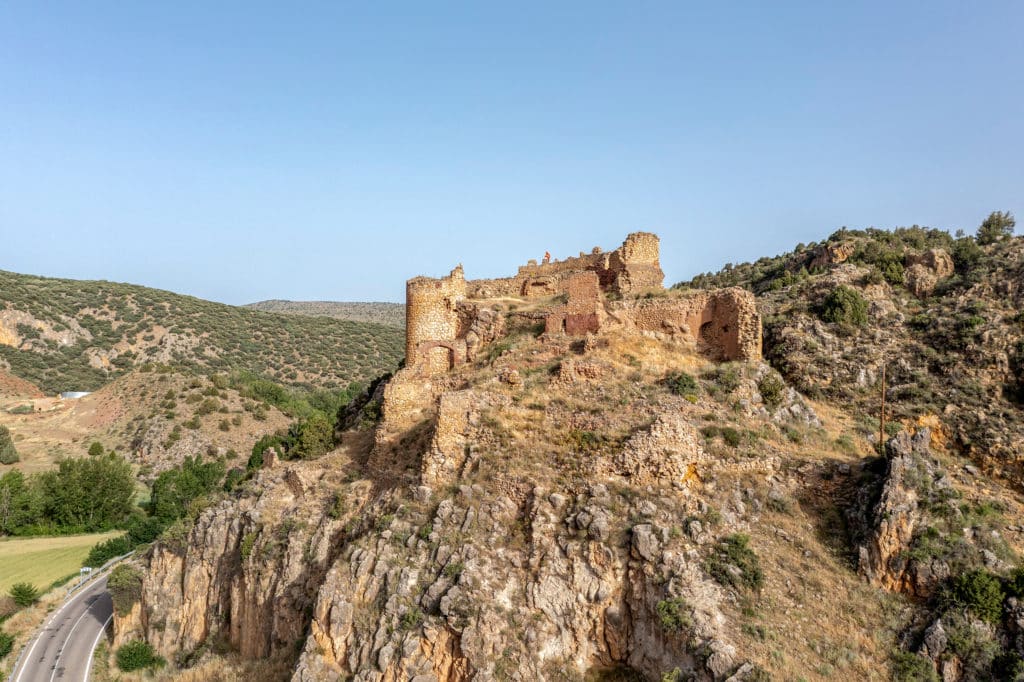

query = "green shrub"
[820,285,868,327]
[705,534,763,591]
[84,535,134,567]
[108,565,143,616]
[758,373,786,409]
[116,640,165,672]
[1006,565,1024,599]
[720,427,741,448]
[9,582,39,608]
[943,569,1005,623]
[289,412,335,460]
[240,532,257,560]
[891,650,939,682]
[655,598,691,633]
[567,429,604,453]
[87,441,104,457]
[0,631,13,660]
[0,426,19,465]
[665,372,699,397]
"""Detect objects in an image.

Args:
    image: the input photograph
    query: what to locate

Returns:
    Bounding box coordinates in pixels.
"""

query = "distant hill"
[243,300,405,328]
[0,270,404,394]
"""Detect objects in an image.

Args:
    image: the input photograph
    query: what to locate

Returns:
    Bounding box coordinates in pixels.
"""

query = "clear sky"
[1,2,1021,304]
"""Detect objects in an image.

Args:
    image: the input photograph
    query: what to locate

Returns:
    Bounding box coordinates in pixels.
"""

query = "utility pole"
[879,359,887,455]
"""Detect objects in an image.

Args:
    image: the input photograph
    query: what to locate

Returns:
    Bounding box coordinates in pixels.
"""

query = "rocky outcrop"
[117,457,362,664]
[808,242,856,269]
[292,484,739,681]
[904,249,954,298]
[852,429,953,597]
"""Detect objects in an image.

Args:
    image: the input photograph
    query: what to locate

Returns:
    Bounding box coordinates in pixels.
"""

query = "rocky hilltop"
[111,221,1024,681]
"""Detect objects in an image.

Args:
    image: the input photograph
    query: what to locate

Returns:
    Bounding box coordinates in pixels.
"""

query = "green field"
[0,532,121,594]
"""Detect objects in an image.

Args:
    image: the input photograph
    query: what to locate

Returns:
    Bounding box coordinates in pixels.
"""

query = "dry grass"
[0,531,121,593]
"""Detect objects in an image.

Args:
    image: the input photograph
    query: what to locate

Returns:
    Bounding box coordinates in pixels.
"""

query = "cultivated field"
[0,531,121,593]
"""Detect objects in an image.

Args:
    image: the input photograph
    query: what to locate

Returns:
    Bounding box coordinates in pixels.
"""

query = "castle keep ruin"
[402,232,761,375]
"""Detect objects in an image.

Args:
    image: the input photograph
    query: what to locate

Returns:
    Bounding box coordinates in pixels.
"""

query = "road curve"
[10,576,112,682]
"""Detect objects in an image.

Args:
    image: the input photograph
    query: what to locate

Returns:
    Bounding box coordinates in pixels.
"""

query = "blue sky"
[1,2,1021,304]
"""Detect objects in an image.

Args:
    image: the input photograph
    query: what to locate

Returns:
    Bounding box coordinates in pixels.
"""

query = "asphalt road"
[10,576,112,682]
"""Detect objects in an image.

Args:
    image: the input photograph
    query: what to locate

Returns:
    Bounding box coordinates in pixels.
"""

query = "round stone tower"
[405,265,466,370]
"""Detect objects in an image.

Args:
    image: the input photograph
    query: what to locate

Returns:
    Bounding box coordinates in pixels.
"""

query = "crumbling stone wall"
[612,288,762,361]
[544,272,605,335]
[464,232,664,300]
[604,232,664,293]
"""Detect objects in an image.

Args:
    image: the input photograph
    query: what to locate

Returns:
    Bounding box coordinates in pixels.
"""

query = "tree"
[977,211,1015,245]
[149,455,225,524]
[38,454,135,531]
[87,441,104,457]
[0,471,42,535]
[0,426,18,465]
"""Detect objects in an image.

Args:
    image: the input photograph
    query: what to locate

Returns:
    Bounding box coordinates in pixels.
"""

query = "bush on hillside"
[9,582,39,608]
[0,426,19,465]
[0,631,14,660]
[942,569,1005,623]
[704,534,763,591]
[757,373,786,409]
[289,411,335,460]
[108,564,144,616]
[665,371,699,398]
[655,598,692,633]
[819,285,869,327]
[116,640,165,672]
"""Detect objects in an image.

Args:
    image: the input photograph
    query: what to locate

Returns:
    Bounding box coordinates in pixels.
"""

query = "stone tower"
[405,265,466,373]
[609,232,665,293]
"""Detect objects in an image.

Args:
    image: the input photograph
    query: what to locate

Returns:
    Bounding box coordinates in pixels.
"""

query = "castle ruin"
[402,232,761,375]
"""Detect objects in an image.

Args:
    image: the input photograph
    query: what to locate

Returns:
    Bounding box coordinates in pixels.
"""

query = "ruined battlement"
[465,231,665,299]
[401,232,760,375]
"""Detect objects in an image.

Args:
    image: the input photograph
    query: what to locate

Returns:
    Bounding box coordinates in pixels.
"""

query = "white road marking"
[49,599,97,682]
[13,579,106,682]
[81,614,112,682]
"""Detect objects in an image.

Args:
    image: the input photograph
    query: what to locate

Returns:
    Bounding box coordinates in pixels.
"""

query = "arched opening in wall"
[699,320,725,360]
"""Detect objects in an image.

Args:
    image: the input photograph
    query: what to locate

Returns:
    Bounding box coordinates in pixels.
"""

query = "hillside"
[56,222,1024,682]
[676,220,1024,485]
[0,369,292,476]
[0,270,404,394]
[243,300,405,328]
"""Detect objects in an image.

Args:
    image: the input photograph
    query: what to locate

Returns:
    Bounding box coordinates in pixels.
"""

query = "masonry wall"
[465,232,664,300]
[613,287,762,361]
[405,266,466,373]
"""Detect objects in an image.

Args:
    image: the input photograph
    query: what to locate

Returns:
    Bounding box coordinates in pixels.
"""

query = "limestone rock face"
[904,248,954,298]
[291,485,736,681]
[117,460,354,663]
[853,429,951,596]
[808,241,856,269]
[906,248,955,279]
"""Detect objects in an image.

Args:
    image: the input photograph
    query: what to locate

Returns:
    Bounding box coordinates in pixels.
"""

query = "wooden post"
[879,360,886,454]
